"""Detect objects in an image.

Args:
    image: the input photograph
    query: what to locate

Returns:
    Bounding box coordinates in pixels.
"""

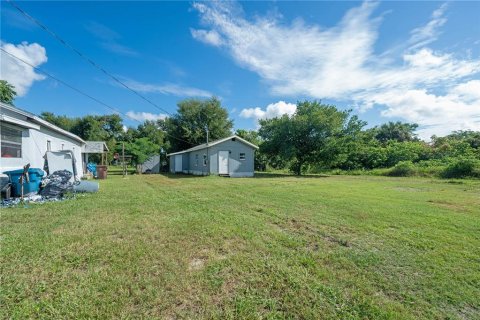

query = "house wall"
[169,153,190,173]
[188,150,209,175]
[168,138,256,177]
[169,156,175,173]
[208,138,255,177]
[185,139,255,177]
[1,112,84,177]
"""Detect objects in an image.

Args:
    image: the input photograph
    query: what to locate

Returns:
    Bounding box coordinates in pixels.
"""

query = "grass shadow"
[161,173,209,179]
[254,172,330,179]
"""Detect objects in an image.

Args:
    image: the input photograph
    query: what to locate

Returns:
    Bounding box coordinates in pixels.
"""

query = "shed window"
[47,140,51,151]
[239,153,246,160]
[1,126,22,158]
[195,154,199,166]
[203,154,207,166]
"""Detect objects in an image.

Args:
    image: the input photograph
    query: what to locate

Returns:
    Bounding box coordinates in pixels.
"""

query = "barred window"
[1,126,22,158]
[239,153,246,160]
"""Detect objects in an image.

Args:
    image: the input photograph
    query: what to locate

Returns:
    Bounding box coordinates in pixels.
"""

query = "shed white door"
[175,155,182,172]
[218,151,229,174]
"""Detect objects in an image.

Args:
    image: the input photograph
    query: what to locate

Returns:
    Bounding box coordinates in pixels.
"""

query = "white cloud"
[240,101,296,122]
[192,2,480,138]
[123,78,212,98]
[372,83,480,139]
[408,3,448,50]
[0,41,48,96]
[190,29,223,46]
[126,111,167,122]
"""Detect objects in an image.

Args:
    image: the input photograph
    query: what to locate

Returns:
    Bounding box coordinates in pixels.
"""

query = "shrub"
[387,161,417,177]
[441,158,480,179]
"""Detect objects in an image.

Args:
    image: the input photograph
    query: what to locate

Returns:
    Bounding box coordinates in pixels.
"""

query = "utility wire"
[0,48,194,146]
[6,0,175,118]
[7,0,216,141]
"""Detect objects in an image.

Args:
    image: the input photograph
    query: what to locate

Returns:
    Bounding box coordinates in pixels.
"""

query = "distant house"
[1,102,85,178]
[167,135,259,177]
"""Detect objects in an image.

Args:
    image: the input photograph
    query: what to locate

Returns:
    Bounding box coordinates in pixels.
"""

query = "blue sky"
[1,1,479,139]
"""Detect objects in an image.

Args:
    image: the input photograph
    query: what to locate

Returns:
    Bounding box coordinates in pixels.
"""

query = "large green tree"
[259,101,365,175]
[166,97,233,152]
[0,80,17,104]
[371,121,419,143]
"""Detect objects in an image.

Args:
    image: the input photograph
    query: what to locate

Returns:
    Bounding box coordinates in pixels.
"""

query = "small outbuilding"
[167,135,258,177]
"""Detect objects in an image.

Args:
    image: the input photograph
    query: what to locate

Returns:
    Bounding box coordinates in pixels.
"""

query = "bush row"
[326,158,480,179]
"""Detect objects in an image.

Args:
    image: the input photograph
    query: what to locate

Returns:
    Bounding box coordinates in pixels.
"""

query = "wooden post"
[122,142,126,178]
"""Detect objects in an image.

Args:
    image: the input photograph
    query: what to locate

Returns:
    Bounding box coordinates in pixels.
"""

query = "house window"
[195,154,199,166]
[203,154,207,166]
[239,153,246,160]
[47,140,51,151]
[1,126,22,158]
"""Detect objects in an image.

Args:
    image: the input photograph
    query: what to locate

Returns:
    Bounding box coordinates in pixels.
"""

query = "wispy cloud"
[85,22,138,57]
[0,41,48,96]
[192,1,480,138]
[190,28,223,46]
[408,3,448,50]
[123,78,213,98]
[126,111,167,122]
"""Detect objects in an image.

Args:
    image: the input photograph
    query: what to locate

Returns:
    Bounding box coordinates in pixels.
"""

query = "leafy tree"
[0,80,16,104]
[40,112,79,132]
[166,97,233,152]
[372,121,419,143]
[124,137,159,165]
[259,101,365,175]
[137,120,168,147]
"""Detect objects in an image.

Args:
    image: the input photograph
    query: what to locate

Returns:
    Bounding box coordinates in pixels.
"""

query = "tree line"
[41,99,479,178]
[1,80,479,178]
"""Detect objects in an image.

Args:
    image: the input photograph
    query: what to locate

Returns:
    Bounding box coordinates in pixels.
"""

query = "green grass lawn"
[1,174,479,319]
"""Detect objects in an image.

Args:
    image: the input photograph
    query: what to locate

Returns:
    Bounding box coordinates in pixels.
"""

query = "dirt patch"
[272,218,351,248]
[188,258,205,271]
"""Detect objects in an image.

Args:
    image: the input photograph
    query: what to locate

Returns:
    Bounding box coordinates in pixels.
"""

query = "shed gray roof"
[83,141,109,153]
[167,135,259,156]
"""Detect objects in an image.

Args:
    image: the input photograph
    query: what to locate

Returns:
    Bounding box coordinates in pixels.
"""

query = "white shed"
[0,102,85,178]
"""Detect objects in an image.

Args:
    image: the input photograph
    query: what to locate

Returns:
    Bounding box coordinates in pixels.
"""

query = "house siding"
[1,117,84,176]
[168,137,256,177]
[208,139,254,176]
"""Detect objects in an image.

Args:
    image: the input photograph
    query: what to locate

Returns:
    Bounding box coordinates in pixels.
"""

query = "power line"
[6,0,218,142]
[0,48,193,146]
[6,0,175,118]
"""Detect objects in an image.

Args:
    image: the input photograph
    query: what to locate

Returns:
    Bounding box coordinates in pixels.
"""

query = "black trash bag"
[40,170,74,198]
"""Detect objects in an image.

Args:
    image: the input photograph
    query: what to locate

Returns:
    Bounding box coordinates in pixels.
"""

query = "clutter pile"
[1,157,99,208]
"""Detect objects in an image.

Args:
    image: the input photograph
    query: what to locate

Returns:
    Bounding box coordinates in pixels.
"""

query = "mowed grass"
[1,174,479,319]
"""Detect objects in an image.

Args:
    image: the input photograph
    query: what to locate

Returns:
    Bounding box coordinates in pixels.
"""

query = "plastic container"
[96,165,108,179]
[4,168,45,197]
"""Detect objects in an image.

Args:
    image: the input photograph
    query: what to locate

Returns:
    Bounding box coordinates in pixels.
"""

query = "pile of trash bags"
[1,169,99,208]
[40,170,74,198]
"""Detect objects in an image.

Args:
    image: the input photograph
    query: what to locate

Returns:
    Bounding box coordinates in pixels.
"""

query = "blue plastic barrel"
[4,168,45,197]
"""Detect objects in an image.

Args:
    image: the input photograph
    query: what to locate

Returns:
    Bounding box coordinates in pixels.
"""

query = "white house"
[0,102,85,177]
